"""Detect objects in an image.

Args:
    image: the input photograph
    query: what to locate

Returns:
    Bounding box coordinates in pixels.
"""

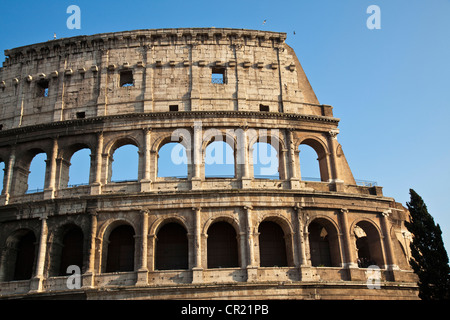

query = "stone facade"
[0,28,418,299]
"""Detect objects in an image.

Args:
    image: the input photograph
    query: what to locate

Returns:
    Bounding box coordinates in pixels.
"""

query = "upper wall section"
[0,28,330,130]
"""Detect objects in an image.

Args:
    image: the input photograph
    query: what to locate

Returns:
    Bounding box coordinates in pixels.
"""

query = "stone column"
[148,234,156,272]
[30,216,48,292]
[2,146,16,204]
[91,131,103,195]
[136,209,149,285]
[279,148,288,181]
[339,208,357,268]
[239,230,247,269]
[381,210,399,270]
[327,129,344,191]
[295,206,308,267]
[288,130,300,189]
[44,138,58,199]
[244,206,258,282]
[239,126,252,188]
[140,128,152,192]
[192,207,203,283]
[191,122,202,189]
[82,209,98,288]
[296,206,314,281]
[244,206,255,267]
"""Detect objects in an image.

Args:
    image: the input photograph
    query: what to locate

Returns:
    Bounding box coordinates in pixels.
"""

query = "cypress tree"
[405,189,450,300]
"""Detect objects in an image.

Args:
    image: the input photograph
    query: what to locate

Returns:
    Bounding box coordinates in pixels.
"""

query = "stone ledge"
[0,110,339,137]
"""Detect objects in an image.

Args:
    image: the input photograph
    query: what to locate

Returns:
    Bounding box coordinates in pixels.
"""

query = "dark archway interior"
[59,227,84,275]
[258,221,287,267]
[106,225,135,272]
[13,231,36,280]
[309,222,332,267]
[155,223,188,270]
[207,222,238,268]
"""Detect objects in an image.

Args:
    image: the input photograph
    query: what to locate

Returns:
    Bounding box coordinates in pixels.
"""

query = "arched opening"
[298,144,321,181]
[308,219,341,267]
[110,144,139,183]
[157,142,188,178]
[155,223,188,270]
[298,140,329,182]
[13,231,37,280]
[252,142,279,179]
[207,221,239,268]
[258,221,287,267]
[27,152,47,193]
[204,141,235,178]
[354,221,384,268]
[58,226,84,276]
[67,148,91,187]
[105,224,135,273]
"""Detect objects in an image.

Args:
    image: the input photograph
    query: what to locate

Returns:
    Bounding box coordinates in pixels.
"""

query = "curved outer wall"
[0,28,418,299]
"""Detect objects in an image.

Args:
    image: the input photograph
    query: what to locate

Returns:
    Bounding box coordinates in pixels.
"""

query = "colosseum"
[0,28,418,300]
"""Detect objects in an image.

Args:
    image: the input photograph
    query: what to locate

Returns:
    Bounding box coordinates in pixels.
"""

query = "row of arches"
[0,140,323,194]
[0,216,387,282]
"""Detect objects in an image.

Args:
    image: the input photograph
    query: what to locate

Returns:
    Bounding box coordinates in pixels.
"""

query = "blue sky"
[1,0,449,252]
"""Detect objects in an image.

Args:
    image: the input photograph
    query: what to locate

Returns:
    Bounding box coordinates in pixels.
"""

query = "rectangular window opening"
[76,111,86,119]
[211,67,225,84]
[120,70,134,87]
[169,105,179,112]
[36,80,49,98]
[259,104,270,112]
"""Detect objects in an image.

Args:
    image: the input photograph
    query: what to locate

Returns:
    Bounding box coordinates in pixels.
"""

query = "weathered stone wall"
[0,28,418,300]
[0,28,324,131]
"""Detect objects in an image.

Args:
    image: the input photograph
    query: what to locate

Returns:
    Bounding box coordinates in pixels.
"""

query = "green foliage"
[405,189,450,300]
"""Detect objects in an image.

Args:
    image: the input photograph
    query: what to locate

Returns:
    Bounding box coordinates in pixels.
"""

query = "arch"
[104,135,141,156]
[104,223,136,273]
[109,144,139,183]
[298,136,330,182]
[103,136,140,183]
[202,215,240,236]
[157,142,188,178]
[298,144,321,181]
[252,142,279,179]
[207,221,239,268]
[256,213,294,238]
[149,215,189,238]
[151,130,192,154]
[247,129,286,152]
[248,130,285,180]
[11,147,49,195]
[201,129,237,152]
[351,219,385,268]
[204,140,235,178]
[258,221,288,267]
[49,224,84,276]
[66,146,92,187]
[307,217,341,267]
[97,217,136,241]
[27,152,47,193]
[155,222,189,270]
[0,229,37,281]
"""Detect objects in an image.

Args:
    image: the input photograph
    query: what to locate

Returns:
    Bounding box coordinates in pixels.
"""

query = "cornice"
[2,28,287,67]
[0,111,339,138]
